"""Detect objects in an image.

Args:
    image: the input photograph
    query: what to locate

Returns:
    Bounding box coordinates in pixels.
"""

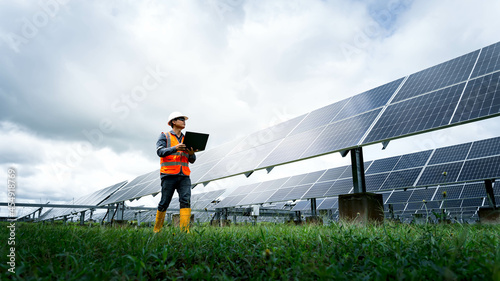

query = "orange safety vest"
[160,132,191,176]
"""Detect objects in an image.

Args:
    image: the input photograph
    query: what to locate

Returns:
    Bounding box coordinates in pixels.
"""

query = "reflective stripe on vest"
[160,132,191,176]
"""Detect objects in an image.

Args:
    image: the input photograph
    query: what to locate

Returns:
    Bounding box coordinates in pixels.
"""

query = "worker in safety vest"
[153,111,197,233]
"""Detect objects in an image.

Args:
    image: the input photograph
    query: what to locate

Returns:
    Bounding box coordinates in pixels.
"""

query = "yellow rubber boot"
[179,208,191,233]
[153,210,166,233]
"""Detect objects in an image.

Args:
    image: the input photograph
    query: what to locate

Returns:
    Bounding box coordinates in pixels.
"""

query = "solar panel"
[381,168,422,190]
[317,197,338,210]
[458,156,500,182]
[324,178,352,196]
[461,198,484,208]
[286,184,311,200]
[302,181,334,199]
[435,184,464,200]
[392,50,478,103]
[394,150,432,170]
[428,143,471,165]
[299,170,327,185]
[365,173,390,192]
[386,190,412,204]
[364,83,465,144]
[291,200,310,211]
[288,100,350,136]
[417,162,463,186]
[333,78,404,121]
[407,188,436,202]
[467,136,500,159]
[460,182,486,199]
[470,41,500,78]
[317,166,348,182]
[301,109,382,159]
[366,155,400,174]
[257,126,325,169]
[450,71,500,124]
[199,139,283,182]
[267,187,294,203]
[281,174,309,188]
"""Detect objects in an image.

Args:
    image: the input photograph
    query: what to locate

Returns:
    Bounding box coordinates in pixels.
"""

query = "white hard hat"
[168,111,189,126]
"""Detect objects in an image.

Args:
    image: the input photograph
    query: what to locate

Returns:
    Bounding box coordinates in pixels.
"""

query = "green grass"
[1,222,499,280]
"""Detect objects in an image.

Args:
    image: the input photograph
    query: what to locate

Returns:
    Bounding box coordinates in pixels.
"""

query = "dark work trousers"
[157,175,191,211]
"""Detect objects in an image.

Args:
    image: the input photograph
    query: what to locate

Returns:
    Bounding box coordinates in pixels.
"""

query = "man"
[154,111,196,233]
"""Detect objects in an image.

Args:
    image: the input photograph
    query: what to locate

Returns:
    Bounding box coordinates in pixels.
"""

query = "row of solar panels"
[38,181,127,220]
[216,136,500,208]
[100,40,500,204]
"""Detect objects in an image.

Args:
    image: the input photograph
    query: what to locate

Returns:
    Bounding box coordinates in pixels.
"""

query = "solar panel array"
[100,170,160,205]
[38,181,127,220]
[215,136,500,211]
[95,41,500,205]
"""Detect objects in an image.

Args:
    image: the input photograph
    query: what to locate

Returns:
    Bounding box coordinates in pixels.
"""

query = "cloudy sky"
[1,0,500,216]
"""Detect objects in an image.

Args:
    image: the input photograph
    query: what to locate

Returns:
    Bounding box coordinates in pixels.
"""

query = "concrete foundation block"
[478,207,500,224]
[339,192,384,224]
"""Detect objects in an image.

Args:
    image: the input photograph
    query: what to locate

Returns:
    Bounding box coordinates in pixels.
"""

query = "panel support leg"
[485,179,497,209]
[350,147,367,193]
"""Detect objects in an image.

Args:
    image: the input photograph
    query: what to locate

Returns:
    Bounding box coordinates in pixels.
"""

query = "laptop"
[183,131,209,151]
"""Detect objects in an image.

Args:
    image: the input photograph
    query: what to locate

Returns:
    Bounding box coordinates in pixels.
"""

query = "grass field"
[1,222,499,280]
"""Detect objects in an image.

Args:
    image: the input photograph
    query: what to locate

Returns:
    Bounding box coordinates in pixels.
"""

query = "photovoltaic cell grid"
[364,83,465,144]
[213,136,500,210]
[392,50,479,103]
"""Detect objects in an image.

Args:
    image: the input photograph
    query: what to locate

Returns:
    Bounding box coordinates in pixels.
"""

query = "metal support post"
[80,210,86,225]
[310,198,317,216]
[350,147,367,193]
[484,179,497,209]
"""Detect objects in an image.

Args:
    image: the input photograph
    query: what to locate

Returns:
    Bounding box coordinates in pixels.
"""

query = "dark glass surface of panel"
[365,83,464,144]
[450,72,500,124]
[257,126,325,169]
[394,150,432,170]
[407,188,436,202]
[435,184,465,200]
[333,78,404,121]
[299,170,327,185]
[467,136,500,159]
[281,174,308,188]
[460,182,486,199]
[302,181,334,199]
[318,166,348,182]
[317,197,338,210]
[324,178,353,196]
[428,143,472,165]
[302,109,381,158]
[365,173,390,192]
[417,162,464,186]
[471,41,500,78]
[381,168,422,190]
[458,156,500,181]
[286,184,312,201]
[366,156,401,174]
[386,190,412,203]
[441,199,462,208]
[460,198,483,208]
[393,50,478,103]
[289,100,350,136]
[267,187,294,203]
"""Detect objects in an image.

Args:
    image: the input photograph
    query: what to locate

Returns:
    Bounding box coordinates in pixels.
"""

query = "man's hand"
[186,147,198,155]
[175,144,187,151]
